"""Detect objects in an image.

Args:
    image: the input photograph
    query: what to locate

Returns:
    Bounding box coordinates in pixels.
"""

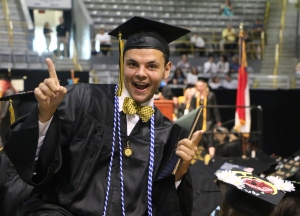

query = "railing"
[91,37,264,58]
[72,40,83,71]
[1,0,13,49]
[261,1,271,60]
[271,0,287,88]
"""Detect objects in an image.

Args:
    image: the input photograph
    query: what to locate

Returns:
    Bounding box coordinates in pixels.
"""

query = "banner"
[234,28,251,135]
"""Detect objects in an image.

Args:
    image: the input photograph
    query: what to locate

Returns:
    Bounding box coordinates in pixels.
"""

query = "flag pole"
[239,23,247,158]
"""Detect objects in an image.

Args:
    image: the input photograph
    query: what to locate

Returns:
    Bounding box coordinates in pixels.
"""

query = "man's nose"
[135,66,147,78]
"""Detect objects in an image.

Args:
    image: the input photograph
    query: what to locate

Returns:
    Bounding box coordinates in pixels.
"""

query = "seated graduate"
[214,126,242,158]
[4,17,203,216]
[217,169,288,216]
[0,92,36,216]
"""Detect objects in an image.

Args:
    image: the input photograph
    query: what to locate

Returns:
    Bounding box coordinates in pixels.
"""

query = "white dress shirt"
[203,61,218,73]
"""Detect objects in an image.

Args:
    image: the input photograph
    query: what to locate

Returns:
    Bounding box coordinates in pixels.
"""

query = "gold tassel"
[116,32,125,96]
[9,99,15,124]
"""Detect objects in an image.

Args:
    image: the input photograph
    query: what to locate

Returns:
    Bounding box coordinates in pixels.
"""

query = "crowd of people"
[167,54,240,90]
[0,12,299,216]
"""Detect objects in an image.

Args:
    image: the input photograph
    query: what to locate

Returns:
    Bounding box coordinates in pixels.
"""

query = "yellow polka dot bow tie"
[122,97,154,122]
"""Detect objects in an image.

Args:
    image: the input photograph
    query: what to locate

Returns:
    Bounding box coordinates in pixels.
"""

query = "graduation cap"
[189,160,223,216]
[108,16,190,96]
[270,159,300,180]
[217,168,286,216]
[0,91,36,124]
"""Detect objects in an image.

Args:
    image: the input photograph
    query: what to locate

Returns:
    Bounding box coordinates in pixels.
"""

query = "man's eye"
[148,64,157,69]
[128,62,137,67]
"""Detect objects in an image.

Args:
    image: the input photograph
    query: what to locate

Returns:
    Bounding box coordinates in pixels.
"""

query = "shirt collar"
[118,86,154,112]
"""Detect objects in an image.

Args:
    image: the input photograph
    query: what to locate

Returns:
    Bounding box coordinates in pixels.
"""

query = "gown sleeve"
[153,170,193,216]
[4,83,91,187]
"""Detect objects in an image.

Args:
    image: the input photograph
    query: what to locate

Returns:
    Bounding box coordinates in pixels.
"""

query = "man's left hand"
[175,130,203,181]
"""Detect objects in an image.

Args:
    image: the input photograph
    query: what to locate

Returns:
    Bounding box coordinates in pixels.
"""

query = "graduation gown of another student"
[0,151,33,216]
[4,83,193,216]
[190,92,221,131]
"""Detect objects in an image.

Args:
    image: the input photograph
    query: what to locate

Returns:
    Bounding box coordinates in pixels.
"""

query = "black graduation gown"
[0,152,33,216]
[4,84,193,216]
[190,92,221,148]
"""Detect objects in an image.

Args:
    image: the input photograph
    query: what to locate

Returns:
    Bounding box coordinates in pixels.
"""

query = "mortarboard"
[217,168,286,216]
[0,91,36,124]
[189,160,223,216]
[269,159,300,180]
[108,16,190,96]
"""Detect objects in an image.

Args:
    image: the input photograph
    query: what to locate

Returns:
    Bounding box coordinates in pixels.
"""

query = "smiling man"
[4,17,202,216]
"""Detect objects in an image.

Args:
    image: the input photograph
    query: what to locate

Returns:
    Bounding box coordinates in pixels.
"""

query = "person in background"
[0,75,17,147]
[216,55,229,73]
[155,79,174,100]
[190,33,206,57]
[177,87,196,118]
[203,56,218,73]
[171,68,187,85]
[56,16,69,57]
[190,80,222,157]
[251,19,264,60]
[187,67,199,86]
[221,25,237,56]
[175,32,191,55]
[220,0,233,16]
[95,28,112,56]
[229,55,239,73]
[209,76,222,89]
[295,62,300,75]
[177,54,191,73]
[43,22,52,52]
[222,73,237,89]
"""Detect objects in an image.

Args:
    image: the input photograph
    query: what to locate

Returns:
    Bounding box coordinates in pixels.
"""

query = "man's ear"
[163,61,172,79]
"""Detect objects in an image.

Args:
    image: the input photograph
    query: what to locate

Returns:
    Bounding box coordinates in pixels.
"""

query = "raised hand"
[34,58,67,123]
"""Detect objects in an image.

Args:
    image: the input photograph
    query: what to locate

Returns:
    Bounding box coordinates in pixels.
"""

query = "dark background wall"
[2,69,299,158]
[213,89,300,158]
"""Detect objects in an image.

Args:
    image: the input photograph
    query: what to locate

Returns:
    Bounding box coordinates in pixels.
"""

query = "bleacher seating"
[85,0,266,37]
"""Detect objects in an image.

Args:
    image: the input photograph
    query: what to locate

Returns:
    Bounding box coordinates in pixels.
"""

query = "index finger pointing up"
[46,58,58,80]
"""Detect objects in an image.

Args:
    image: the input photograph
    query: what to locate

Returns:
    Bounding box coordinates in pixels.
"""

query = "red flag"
[235,29,251,135]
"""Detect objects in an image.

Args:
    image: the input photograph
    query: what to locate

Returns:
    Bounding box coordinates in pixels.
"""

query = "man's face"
[59,17,64,24]
[123,49,171,104]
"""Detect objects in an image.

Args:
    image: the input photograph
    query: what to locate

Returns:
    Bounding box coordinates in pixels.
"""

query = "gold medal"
[124,141,133,157]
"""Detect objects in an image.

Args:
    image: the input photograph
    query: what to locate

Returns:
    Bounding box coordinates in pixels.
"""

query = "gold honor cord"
[9,99,15,124]
[116,32,125,96]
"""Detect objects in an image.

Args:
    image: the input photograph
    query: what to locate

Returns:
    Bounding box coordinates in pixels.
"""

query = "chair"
[13,50,27,63]
[0,50,12,62]
[40,52,54,63]
[93,64,107,71]
[0,62,13,69]
[96,71,112,84]
[107,64,119,71]
[27,50,40,63]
